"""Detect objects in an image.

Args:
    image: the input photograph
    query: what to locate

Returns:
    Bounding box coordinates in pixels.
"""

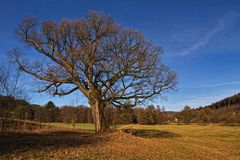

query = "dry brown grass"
[1,124,240,160]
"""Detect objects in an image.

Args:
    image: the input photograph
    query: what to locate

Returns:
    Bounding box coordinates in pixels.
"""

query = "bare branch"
[12,11,176,109]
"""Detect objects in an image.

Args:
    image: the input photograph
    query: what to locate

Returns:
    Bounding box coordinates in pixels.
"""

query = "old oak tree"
[11,11,176,133]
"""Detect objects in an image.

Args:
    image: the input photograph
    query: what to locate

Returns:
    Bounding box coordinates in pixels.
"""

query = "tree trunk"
[1,118,6,131]
[1,110,10,132]
[90,100,108,133]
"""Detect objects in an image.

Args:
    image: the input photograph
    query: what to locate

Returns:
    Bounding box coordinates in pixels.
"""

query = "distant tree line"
[204,93,240,109]
[1,93,240,131]
[177,105,240,124]
[176,93,240,124]
[1,97,173,129]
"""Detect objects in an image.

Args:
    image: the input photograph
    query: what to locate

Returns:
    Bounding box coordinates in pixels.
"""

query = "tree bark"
[1,118,6,131]
[1,110,10,132]
[90,100,108,133]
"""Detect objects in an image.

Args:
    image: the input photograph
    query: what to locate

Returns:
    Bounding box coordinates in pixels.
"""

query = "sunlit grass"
[45,122,95,131]
[1,123,240,160]
[121,124,240,159]
[43,122,122,132]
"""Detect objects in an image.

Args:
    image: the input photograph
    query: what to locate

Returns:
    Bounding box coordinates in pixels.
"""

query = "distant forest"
[1,93,240,131]
[204,93,240,109]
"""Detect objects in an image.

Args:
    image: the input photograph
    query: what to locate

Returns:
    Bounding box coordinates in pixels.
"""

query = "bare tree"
[11,11,176,132]
[0,61,22,131]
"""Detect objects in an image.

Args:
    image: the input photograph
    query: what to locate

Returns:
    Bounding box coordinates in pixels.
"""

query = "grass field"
[45,122,96,132]
[0,123,240,160]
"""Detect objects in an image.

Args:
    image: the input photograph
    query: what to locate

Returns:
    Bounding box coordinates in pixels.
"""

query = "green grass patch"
[44,122,95,131]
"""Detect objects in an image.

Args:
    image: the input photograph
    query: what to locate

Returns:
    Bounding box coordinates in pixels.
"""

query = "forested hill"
[204,93,240,109]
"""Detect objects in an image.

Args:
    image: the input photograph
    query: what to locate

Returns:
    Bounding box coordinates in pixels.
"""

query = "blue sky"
[0,0,240,111]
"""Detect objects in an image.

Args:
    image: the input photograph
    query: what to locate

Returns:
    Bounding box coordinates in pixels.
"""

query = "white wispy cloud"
[160,90,240,110]
[180,11,240,56]
[184,81,240,89]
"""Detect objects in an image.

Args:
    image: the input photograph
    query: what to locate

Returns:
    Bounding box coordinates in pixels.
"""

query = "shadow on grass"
[0,129,104,158]
[122,129,181,138]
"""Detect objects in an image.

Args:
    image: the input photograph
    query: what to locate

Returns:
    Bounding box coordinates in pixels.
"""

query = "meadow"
[1,122,240,160]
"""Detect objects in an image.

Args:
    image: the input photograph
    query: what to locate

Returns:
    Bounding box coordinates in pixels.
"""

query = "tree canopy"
[11,11,176,132]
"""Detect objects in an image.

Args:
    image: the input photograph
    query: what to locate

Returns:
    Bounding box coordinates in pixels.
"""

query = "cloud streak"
[161,90,239,110]
[181,81,240,91]
[180,11,240,56]
[184,81,240,89]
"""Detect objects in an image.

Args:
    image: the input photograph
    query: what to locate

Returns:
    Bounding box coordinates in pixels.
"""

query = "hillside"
[0,96,30,108]
[204,93,240,109]
[176,93,240,124]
